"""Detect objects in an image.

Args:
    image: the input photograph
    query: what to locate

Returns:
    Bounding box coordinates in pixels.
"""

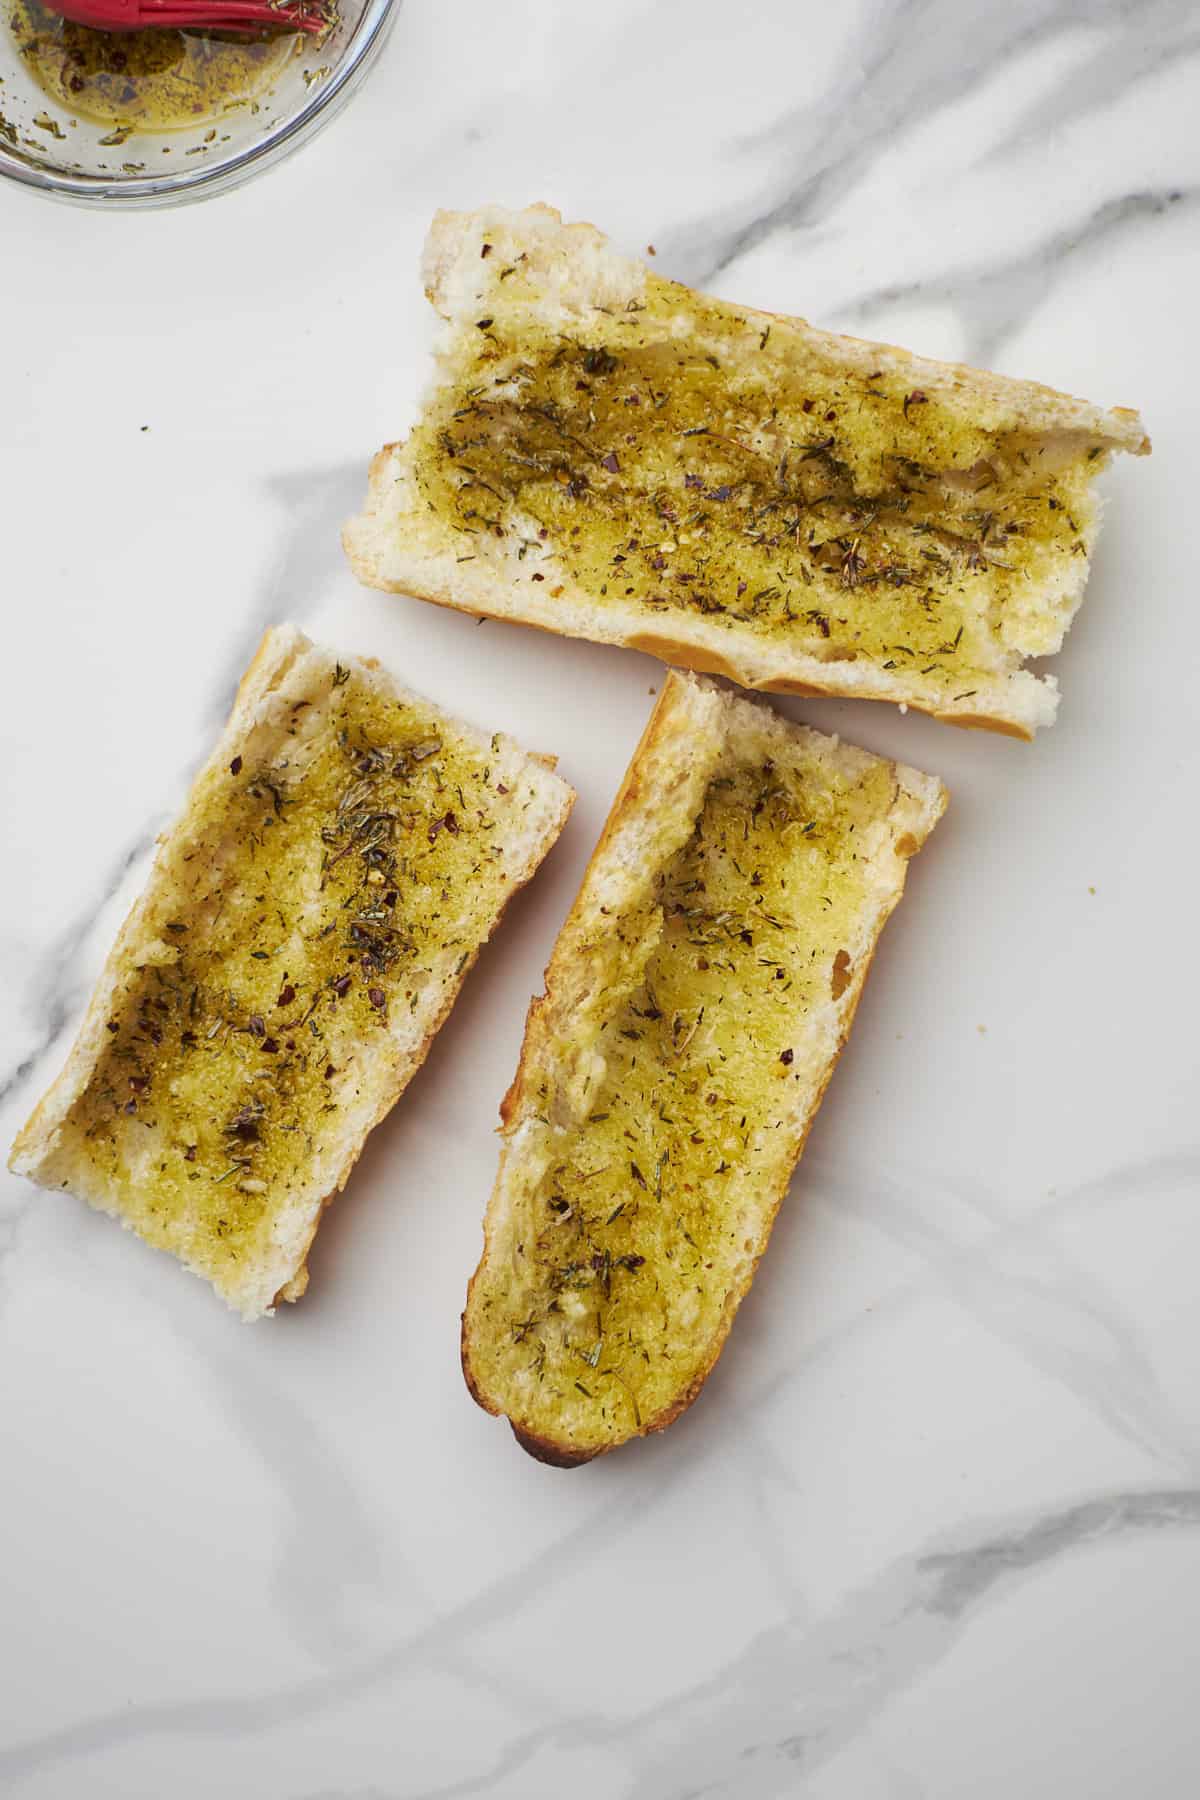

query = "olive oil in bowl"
[8,0,303,133]
[0,0,396,205]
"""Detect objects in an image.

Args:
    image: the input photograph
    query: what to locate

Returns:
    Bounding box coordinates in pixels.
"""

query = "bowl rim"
[0,0,398,207]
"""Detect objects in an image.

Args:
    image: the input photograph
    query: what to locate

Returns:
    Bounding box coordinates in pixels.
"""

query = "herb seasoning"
[63,662,521,1287]
[410,271,1109,704]
[472,739,895,1435]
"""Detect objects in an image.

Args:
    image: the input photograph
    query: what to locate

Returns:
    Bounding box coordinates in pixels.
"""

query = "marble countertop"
[3,2,1199,1795]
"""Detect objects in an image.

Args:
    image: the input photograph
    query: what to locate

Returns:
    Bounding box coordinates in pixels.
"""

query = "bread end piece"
[462,672,945,1463]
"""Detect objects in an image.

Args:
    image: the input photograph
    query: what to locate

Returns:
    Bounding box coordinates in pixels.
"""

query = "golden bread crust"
[462,672,947,1463]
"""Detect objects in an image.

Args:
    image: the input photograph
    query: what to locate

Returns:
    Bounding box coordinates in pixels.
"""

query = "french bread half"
[462,671,945,1464]
[10,625,573,1319]
[345,204,1148,739]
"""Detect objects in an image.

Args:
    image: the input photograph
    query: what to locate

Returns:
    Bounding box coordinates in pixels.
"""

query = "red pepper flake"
[324,1064,335,1080]
[129,1075,148,1092]
[496,783,508,795]
[383,890,397,908]
[780,1048,794,1065]
[106,1020,119,1034]
[601,451,620,474]
[531,572,544,581]
[902,389,928,418]
[736,581,747,597]
[184,1145,197,1162]
[802,398,814,413]
[480,242,492,258]
[684,472,703,490]
[229,755,242,775]
[123,1099,138,1115]
[260,1037,279,1054]
[277,983,296,1008]
[368,987,386,1010]
[428,811,459,842]
[331,974,351,997]
[475,316,493,330]
[247,1014,265,1038]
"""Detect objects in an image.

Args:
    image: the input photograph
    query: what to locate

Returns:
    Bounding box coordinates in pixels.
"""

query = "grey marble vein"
[173,1324,391,1663]
[984,7,1200,159]
[4,1138,1192,1789]
[691,1144,1200,1516]
[408,1489,1200,1800]
[664,0,1199,286]
[806,1146,1200,1476]
[0,1183,36,1307]
[160,1315,596,1723]
[0,822,162,1115]
[202,462,366,735]
[838,186,1195,364]
[0,1470,661,1789]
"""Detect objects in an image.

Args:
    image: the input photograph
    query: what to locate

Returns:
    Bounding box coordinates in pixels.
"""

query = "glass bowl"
[0,0,398,205]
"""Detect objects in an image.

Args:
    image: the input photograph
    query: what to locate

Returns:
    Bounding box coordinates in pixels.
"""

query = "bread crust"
[461,672,946,1463]
[345,206,1150,738]
[10,625,574,1318]
[10,625,305,1191]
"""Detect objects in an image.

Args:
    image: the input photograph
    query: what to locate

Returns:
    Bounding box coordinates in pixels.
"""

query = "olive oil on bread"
[463,672,945,1463]
[10,627,573,1318]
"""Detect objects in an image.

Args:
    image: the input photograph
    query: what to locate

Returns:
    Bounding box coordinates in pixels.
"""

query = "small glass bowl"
[0,0,399,206]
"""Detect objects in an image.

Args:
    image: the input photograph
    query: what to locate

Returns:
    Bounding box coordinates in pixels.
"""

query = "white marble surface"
[2,2,1199,1795]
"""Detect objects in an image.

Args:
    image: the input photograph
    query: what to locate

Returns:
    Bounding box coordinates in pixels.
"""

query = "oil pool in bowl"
[8,0,316,134]
[0,0,395,202]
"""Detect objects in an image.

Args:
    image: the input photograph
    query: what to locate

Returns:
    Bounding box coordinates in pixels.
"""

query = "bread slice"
[9,624,573,1319]
[345,203,1149,739]
[462,670,945,1464]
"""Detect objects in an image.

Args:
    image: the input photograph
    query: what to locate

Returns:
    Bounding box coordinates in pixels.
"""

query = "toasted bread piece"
[10,625,573,1319]
[345,204,1148,739]
[462,671,945,1463]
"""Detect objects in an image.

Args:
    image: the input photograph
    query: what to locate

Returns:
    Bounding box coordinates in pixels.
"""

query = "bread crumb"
[648,686,657,694]
[647,244,657,256]
[977,1024,987,1035]
[1088,884,1096,894]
